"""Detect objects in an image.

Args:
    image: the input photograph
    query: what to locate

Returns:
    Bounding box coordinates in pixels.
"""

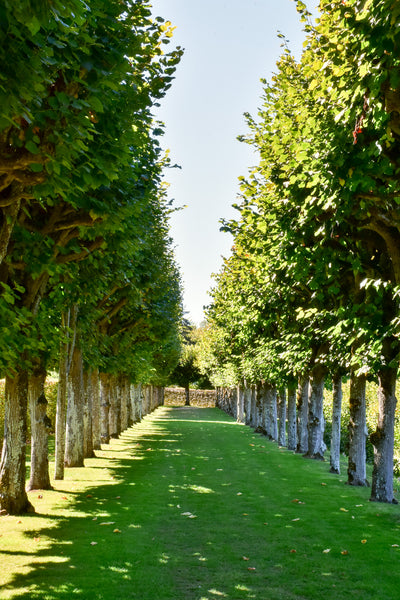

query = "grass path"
[1,406,400,599]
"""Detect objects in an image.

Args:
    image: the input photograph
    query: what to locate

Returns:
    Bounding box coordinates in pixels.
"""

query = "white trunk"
[330,373,343,474]
[91,369,101,450]
[347,369,368,486]
[287,385,297,451]
[100,372,111,444]
[65,344,85,468]
[237,385,245,423]
[270,385,278,442]
[109,375,120,439]
[278,388,287,447]
[296,376,309,453]
[371,365,398,503]
[0,371,34,514]
[120,377,130,432]
[306,366,325,460]
[83,370,94,459]
[54,307,77,480]
[244,385,252,426]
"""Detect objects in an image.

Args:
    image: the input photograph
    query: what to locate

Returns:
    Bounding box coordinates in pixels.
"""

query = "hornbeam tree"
[0,0,182,514]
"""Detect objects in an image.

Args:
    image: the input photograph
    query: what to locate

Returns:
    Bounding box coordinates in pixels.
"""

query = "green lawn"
[1,406,400,599]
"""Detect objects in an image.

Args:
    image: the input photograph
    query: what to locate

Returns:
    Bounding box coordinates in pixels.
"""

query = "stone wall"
[164,387,216,407]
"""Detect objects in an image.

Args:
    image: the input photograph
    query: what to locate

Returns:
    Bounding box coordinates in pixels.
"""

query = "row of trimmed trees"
[198,0,400,504]
[0,1,184,514]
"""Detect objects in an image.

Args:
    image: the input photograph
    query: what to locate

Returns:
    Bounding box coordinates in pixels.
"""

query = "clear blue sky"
[150,0,312,325]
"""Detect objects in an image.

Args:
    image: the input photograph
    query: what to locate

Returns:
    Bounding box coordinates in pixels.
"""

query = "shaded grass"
[1,406,400,599]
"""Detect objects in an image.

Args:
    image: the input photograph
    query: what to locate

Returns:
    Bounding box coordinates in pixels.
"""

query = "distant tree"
[168,321,212,404]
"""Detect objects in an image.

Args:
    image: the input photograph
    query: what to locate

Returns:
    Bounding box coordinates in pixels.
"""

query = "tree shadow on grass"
[3,407,400,600]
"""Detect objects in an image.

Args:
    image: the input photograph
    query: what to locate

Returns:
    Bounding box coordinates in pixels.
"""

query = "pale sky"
[150,0,311,325]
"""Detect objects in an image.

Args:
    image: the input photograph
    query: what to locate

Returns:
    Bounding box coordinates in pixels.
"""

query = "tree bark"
[370,365,398,503]
[55,307,77,480]
[250,385,257,428]
[120,376,130,432]
[244,385,252,426]
[100,372,111,444]
[305,365,325,460]
[287,384,297,451]
[278,388,287,447]
[255,383,264,431]
[236,385,245,423]
[296,375,309,453]
[65,343,85,468]
[109,375,120,439]
[330,373,343,474]
[0,370,34,514]
[83,370,94,459]
[91,369,101,450]
[27,366,52,491]
[347,369,369,486]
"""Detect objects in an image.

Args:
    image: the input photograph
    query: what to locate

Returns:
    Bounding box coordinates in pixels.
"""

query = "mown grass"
[1,406,400,600]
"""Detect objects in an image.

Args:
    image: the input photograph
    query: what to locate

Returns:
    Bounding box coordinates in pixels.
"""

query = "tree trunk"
[237,385,245,423]
[184,385,190,406]
[261,383,270,435]
[120,376,130,432]
[330,373,343,474]
[305,365,325,460]
[55,307,77,480]
[27,366,52,491]
[296,375,309,453]
[287,384,297,451]
[269,385,278,442]
[130,384,140,424]
[370,365,398,503]
[0,370,34,515]
[278,388,287,447]
[91,369,101,450]
[243,385,252,426]
[109,375,120,439]
[347,369,368,486]
[83,370,94,459]
[250,386,257,428]
[255,383,264,432]
[100,372,111,444]
[65,344,85,468]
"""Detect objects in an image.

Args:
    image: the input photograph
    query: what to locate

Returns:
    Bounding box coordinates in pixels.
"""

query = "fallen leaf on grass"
[323,549,331,553]
[237,492,243,496]
[37,495,43,499]
[181,512,197,519]
[392,544,399,548]
[290,549,297,554]
[247,567,256,571]
[242,556,249,561]
[292,518,300,522]
[33,537,40,542]
[113,529,121,533]
[321,482,327,486]
[90,542,98,546]
[86,494,92,498]
[61,496,68,500]
[92,517,98,521]
[341,550,349,555]
[340,508,349,512]
[99,522,116,526]
[361,539,367,544]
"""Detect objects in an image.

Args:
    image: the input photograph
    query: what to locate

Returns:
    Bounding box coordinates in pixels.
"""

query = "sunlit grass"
[1,406,400,599]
